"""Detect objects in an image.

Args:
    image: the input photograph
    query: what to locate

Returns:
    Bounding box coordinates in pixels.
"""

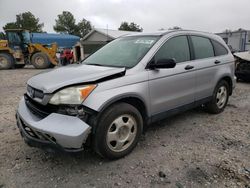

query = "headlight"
[49,85,96,105]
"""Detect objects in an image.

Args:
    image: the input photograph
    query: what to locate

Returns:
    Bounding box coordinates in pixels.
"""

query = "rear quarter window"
[211,40,228,56]
[191,36,214,59]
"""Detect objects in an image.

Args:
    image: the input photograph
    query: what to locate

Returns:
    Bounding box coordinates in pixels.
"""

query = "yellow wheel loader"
[0,29,58,69]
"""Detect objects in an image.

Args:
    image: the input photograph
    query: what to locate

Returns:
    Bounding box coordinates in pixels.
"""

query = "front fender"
[83,81,150,115]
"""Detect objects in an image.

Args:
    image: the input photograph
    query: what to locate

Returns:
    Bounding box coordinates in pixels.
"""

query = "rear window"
[211,40,228,56]
[191,36,214,59]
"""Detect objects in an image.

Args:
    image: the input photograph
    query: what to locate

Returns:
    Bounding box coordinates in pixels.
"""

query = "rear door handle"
[214,60,221,64]
[185,65,194,70]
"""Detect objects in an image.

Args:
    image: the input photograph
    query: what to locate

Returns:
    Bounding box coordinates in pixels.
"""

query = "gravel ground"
[0,66,250,188]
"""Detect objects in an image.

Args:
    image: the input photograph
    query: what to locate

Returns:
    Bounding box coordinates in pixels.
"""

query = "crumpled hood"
[27,64,126,93]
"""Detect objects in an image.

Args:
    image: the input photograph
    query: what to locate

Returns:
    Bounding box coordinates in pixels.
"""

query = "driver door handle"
[214,60,221,64]
[185,65,194,70]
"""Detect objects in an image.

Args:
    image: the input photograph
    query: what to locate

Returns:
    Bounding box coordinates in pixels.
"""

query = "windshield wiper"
[85,63,129,68]
[86,63,106,66]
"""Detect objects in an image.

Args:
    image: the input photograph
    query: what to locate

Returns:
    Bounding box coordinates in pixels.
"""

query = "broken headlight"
[49,85,96,105]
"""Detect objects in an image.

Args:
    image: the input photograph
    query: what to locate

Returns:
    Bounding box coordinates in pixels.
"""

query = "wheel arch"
[0,50,14,59]
[98,95,149,127]
[0,49,12,54]
[217,76,233,95]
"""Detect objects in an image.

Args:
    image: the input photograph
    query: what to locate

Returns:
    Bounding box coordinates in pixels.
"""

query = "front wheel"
[205,80,229,114]
[31,52,50,69]
[93,103,143,159]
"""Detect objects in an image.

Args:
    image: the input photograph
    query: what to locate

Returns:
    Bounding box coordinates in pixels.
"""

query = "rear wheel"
[31,52,50,69]
[0,53,14,70]
[93,103,143,159]
[205,80,229,114]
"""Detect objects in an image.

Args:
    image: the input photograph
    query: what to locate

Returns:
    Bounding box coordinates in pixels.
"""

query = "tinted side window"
[155,36,190,63]
[191,36,214,59]
[211,40,228,56]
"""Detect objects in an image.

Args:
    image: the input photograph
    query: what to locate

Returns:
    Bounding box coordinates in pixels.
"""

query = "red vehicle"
[60,49,73,65]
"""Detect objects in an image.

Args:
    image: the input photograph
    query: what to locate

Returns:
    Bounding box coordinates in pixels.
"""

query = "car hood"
[27,64,126,93]
[234,51,250,62]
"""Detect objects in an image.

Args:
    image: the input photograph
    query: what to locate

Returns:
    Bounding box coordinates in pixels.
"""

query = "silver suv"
[16,30,236,159]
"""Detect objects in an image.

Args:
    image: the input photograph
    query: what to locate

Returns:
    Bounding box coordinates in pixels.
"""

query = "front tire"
[93,103,143,159]
[31,52,50,69]
[205,80,229,114]
[0,53,14,70]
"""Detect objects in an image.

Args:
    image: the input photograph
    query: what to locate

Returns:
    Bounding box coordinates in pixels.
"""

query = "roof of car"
[124,29,214,37]
[122,29,224,44]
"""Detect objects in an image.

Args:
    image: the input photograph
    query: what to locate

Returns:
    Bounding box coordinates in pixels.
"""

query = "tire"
[0,53,14,70]
[205,80,229,114]
[15,64,25,68]
[31,52,50,69]
[93,103,143,159]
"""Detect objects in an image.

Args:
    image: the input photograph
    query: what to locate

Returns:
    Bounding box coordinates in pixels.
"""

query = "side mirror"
[149,58,176,69]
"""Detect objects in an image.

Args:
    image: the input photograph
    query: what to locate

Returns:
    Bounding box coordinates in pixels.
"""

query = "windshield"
[83,36,159,68]
[7,32,21,44]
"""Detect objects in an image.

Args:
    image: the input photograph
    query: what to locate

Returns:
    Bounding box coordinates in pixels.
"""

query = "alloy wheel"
[216,85,227,109]
[106,114,137,152]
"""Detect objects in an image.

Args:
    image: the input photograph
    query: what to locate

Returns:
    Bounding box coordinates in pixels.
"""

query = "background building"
[216,29,250,52]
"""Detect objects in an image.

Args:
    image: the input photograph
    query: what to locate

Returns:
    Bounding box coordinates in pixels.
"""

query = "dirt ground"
[0,67,250,188]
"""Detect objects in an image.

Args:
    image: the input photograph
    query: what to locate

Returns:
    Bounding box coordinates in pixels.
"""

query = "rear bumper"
[16,97,91,152]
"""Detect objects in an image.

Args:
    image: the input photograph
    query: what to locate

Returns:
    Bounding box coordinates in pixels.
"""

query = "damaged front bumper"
[16,97,91,152]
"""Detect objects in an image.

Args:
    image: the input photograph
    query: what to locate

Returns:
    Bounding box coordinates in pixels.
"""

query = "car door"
[148,35,196,117]
[189,35,218,101]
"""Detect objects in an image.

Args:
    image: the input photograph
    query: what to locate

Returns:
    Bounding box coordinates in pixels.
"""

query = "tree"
[54,11,92,38]
[118,22,143,32]
[3,12,44,32]
[76,19,92,37]
[0,32,6,40]
[54,11,77,35]
[3,22,18,30]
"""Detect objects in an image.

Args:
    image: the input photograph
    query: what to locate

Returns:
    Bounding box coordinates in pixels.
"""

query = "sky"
[0,0,249,33]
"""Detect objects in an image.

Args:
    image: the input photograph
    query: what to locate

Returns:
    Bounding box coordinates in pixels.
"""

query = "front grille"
[24,94,57,118]
[24,94,89,120]
[27,85,44,99]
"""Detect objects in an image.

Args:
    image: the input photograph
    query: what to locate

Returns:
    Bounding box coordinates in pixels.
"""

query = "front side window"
[83,36,159,68]
[154,36,190,63]
[191,36,214,59]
